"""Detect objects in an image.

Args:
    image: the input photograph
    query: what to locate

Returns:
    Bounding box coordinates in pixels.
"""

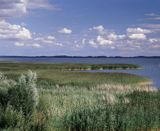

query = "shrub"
[0,71,40,130]
[31,97,50,131]
[8,70,39,116]
[0,88,9,107]
[0,105,25,129]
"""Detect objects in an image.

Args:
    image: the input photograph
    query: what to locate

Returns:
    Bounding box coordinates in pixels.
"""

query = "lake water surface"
[0,57,160,88]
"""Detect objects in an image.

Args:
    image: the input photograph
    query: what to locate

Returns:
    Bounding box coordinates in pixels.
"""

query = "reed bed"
[0,62,158,130]
[38,83,159,131]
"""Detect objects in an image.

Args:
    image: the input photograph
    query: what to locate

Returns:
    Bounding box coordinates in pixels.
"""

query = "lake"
[0,57,160,88]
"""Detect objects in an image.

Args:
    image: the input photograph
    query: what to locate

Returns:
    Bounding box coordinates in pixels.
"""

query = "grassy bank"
[0,62,141,71]
[0,62,148,88]
[0,62,158,131]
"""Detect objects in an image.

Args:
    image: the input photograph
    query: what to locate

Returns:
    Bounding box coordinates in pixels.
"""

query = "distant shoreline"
[0,56,160,58]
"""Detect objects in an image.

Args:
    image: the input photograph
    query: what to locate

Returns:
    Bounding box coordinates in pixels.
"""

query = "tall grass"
[0,62,140,71]
[48,90,160,131]
[0,62,158,130]
[0,71,41,130]
[0,72,159,130]
[38,81,158,130]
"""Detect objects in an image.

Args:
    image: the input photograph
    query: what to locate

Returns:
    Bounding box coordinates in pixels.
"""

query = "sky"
[0,0,160,56]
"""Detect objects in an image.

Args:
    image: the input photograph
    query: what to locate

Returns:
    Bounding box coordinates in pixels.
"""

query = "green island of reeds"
[0,62,159,131]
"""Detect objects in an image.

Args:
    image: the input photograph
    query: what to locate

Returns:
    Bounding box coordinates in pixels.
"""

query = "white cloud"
[15,42,25,47]
[107,33,117,40]
[127,28,149,40]
[141,24,160,29]
[58,28,72,34]
[31,43,41,48]
[0,0,27,18]
[33,35,62,47]
[27,0,54,10]
[55,43,63,47]
[145,13,160,21]
[128,34,146,40]
[35,35,56,44]
[127,27,152,34]
[15,42,41,48]
[0,0,54,18]
[145,13,158,17]
[47,36,55,40]
[149,38,160,43]
[71,25,159,52]
[14,35,60,48]
[97,35,113,45]
[0,19,32,40]
[33,35,63,47]
[117,35,126,40]
[93,25,105,34]
[107,33,126,40]
[89,40,97,48]
[82,38,86,45]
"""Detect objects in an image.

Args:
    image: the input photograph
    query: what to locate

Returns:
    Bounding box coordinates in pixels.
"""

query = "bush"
[0,71,39,130]
[0,105,25,129]
[8,70,39,116]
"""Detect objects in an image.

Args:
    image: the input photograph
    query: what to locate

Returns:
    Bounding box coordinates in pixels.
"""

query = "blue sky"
[0,0,160,56]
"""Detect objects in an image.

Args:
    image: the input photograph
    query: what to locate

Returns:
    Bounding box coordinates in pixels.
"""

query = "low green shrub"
[0,71,40,130]
[0,105,25,129]
[8,71,38,116]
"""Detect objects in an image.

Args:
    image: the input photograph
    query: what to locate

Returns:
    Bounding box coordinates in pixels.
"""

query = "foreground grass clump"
[0,71,42,130]
[37,82,158,130]
[49,90,160,131]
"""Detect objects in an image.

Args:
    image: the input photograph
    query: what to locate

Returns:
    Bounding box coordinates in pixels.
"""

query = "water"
[0,57,160,88]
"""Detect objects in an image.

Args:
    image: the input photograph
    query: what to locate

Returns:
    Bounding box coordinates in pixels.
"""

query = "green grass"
[0,62,149,88]
[0,62,141,71]
[0,62,157,131]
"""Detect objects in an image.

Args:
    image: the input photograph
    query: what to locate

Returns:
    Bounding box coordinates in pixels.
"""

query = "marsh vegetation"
[0,62,159,131]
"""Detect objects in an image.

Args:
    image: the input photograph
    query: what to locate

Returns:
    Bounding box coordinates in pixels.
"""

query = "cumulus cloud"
[140,24,160,33]
[87,25,127,48]
[47,36,55,40]
[58,28,72,34]
[97,36,113,45]
[34,36,56,44]
[108,33,126,40]
[33,35,63,47]
[0,19,32,40]
[126,27,151,40]
[128,34,146,40]
[15,42,25,47]
[0,0,54,18]
[0,19,63,48]
[82,38,86,45]
[149,38,160,43]
[67,23,160,53]
[85,25,158,50]
[92,25,105,34]
[15,42,41,48]
[88,40,97,48]
[31,43,41,48]
[127,27,152,34]
[0,0,27,18]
